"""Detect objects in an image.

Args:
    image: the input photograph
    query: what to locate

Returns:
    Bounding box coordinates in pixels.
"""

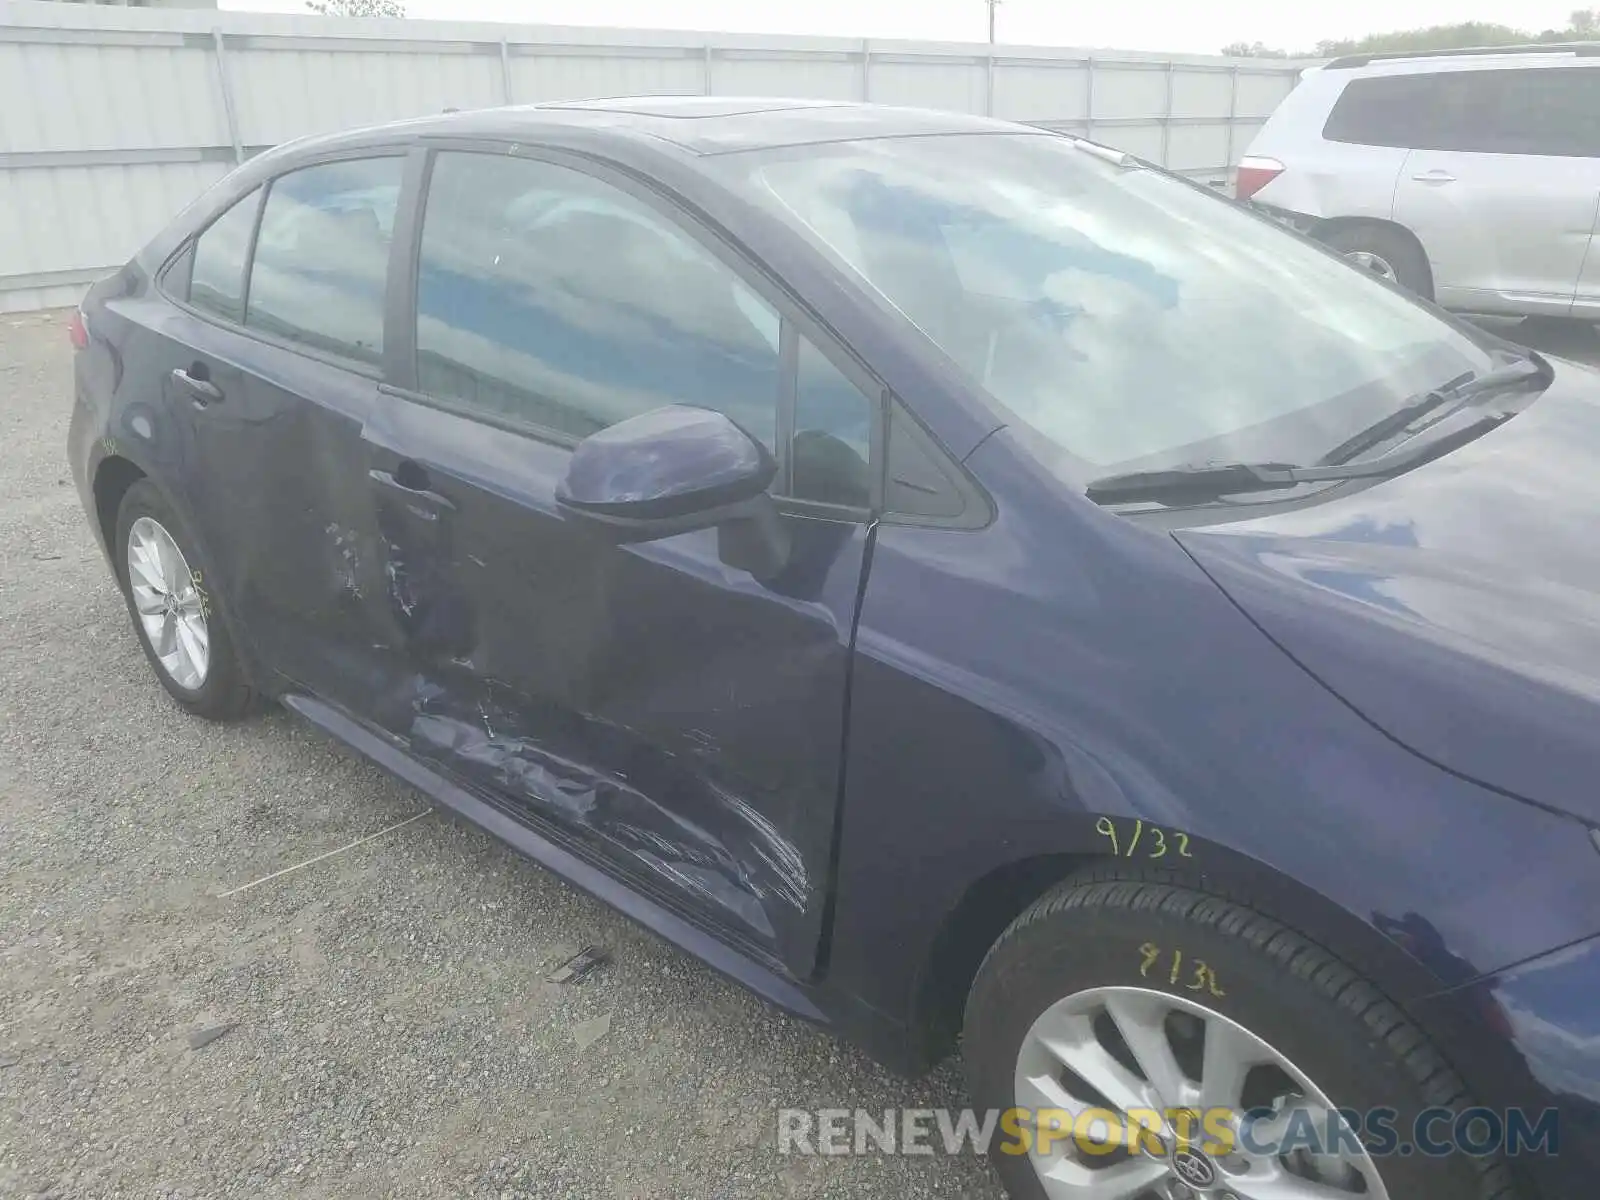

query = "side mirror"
[556,405,791,579]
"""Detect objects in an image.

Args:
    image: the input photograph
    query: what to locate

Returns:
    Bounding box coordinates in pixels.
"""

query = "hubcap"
[1013,986,1389,1199]
[1344,249,1398,284]
[126,516,209,691]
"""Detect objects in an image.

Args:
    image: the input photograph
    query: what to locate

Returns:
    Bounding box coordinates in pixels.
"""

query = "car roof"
[280,97,1021,160]
[1322,42,1600,74]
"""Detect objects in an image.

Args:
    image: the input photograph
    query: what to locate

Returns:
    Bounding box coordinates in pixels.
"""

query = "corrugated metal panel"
[510,49,704,104]
[0,160,227,278]
[1092,65,1169,120]
[0,282,89,314]
[993,63,1089,122]
[0,0,1312,310]
[871,59,987,115]
[713,52,862,101]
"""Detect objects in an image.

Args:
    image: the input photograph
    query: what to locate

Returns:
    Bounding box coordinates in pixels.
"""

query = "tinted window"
[415,151,782,445]
[792,339,873,507]
[187,189,261,323]
[1325,67,1600,157]
[245,157,402,366]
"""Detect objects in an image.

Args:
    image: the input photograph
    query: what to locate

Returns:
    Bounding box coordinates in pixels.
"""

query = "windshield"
[722,133,1493,476]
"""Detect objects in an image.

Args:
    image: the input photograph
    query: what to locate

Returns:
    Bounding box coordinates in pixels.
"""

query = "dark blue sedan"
[68,98,1600,1200]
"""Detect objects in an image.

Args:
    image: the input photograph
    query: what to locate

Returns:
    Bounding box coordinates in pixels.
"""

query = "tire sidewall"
[114,479,244,716]
[965,884,1490,1200]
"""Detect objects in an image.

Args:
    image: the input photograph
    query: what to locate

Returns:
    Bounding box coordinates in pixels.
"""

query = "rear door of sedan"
[146,150,407,707]
[354,144,881,976]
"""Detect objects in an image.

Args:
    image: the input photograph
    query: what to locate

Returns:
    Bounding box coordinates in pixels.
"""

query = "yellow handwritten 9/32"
[1096,817,1192,860]
[1139,942,1226,996]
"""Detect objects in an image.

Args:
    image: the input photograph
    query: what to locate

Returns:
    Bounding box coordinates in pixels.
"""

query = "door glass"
[792,338,873,508]
[1326,68,1600,157]
[245,157,403,366]
[415,151,782,446]
[1489,69,1600,156]
[187,188,261,323]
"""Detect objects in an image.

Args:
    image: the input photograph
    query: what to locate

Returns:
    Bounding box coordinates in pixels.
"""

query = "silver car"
[1237,44,1600,321]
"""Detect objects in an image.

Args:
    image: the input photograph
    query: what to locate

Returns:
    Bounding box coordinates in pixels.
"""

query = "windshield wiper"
[1319,351,1550,466]
[1086,352,1551,507]
[1086,459,1388,505]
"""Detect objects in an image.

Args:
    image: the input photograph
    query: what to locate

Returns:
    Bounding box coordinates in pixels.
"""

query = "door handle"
[171,365,223,407]
[369,465,456,515]
[1410,169,1457,184]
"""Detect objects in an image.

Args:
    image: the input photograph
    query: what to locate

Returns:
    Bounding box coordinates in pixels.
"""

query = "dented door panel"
[355,393,864,975]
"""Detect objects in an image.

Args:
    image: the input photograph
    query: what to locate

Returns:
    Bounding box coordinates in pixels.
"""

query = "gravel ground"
[0,310,1000,1200]
[3,308,1598,1200]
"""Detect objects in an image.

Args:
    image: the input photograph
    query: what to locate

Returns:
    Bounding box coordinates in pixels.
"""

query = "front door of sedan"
[356,148,879,976]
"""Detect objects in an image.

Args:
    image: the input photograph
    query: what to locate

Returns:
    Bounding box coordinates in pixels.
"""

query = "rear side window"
[244,157,403,367]
[1324,67,1600,157]
[187,188,261,323]
[414,151,783,445]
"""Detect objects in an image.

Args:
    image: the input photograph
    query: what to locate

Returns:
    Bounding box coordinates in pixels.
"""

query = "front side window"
[792,339,873,508]
[244,156,403,366]
[724,133,1493,478]
[414,151,783,446]
[187,188,261,323]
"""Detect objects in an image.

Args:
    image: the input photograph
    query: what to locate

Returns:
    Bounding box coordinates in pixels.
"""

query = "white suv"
[1238,45,1600,321]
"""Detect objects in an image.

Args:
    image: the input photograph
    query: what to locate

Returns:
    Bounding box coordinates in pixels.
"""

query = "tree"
[1223,9,1600,57]
[305,0,406,16]
[1222,41,1290,58]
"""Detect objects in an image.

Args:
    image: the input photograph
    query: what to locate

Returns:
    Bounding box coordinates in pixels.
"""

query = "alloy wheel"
[126,516,210,691]
[1014,985,1389,1199]
[1343,250,1398,285]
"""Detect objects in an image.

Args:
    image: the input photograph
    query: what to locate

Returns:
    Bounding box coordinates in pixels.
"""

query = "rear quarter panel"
[1248,70,1406,221]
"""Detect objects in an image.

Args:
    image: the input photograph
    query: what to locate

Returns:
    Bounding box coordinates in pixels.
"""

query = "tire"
[114,478,256,720]
[1320,224,1433,299]
[963,878,1515,1200]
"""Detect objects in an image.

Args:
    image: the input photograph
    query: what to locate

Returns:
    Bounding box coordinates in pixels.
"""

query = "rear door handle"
[1410,169,1457,184]
[369,465,456,516]
[171,366,223,407]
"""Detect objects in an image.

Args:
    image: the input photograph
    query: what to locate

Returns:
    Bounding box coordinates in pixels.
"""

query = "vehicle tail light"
[68,309,88,351]
[1234,156,1285,202]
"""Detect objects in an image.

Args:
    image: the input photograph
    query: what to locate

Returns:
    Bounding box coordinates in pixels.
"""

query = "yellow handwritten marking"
[1189,960,1226,997]
[1095,816,1119,857]
[1138,943,1226,996]
[1094,818,1195,860]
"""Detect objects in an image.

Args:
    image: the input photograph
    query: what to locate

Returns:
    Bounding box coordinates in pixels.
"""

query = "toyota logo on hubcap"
[1172,1148,1217,1189]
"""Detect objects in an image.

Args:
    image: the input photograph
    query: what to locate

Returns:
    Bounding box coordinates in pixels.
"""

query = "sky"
[222,0,1588,57]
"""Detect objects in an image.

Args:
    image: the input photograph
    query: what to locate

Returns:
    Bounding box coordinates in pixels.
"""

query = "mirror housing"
[557,406,790,579]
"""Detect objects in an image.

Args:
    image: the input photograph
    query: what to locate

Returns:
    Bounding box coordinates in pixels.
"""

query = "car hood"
[1176,361,1600,823]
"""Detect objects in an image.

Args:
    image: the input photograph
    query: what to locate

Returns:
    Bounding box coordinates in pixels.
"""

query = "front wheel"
[963,879,1515,1200]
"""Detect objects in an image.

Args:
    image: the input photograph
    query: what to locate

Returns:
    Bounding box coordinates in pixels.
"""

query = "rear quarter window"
[185,188,262,323]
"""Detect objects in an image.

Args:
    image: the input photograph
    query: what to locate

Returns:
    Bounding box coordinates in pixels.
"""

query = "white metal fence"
[0,0,1312,312]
